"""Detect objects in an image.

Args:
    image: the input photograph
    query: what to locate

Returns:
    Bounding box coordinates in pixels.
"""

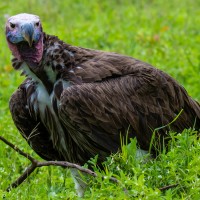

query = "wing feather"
[58,62,200,162]
[9,80,63,161]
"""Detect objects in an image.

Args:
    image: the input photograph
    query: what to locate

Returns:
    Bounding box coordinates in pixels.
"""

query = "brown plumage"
[7,14,200,167]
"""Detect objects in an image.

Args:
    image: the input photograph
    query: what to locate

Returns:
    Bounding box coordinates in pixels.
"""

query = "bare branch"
[0,136,120,192]
[0,136,177,194]
[37,161,97,177]
[0,136,36,163]
[159,183,179,191]
[6,164,37,192]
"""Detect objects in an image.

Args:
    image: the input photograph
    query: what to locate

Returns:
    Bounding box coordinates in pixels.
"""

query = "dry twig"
[0,136,178,193]
[158,184,179,191]
[0,136,120,192]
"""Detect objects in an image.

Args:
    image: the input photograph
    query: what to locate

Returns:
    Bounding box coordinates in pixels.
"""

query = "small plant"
[83,130,200,199]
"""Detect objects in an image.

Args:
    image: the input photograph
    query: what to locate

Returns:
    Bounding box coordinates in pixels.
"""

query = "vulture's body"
[6,14,200,196]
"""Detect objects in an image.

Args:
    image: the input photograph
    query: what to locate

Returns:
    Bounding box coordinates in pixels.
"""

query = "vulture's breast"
[23,63,71,155]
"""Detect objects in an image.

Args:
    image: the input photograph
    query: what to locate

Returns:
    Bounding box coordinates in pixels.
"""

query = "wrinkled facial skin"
[5,13,43,64]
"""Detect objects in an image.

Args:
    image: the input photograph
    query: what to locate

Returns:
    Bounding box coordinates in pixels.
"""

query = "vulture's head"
[5,13,43,63]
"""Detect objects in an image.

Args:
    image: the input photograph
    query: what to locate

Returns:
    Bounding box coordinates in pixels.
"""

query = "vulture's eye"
[35,22,40,27]
[10,23,15,29]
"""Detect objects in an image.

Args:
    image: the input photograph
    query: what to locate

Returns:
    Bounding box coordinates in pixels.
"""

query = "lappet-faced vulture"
[5,13,200,196]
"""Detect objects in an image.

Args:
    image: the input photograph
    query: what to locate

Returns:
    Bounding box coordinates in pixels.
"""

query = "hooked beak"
[21,23,34,47]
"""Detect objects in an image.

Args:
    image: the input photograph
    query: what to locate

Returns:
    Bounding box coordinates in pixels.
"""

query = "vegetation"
[0,0,199,199]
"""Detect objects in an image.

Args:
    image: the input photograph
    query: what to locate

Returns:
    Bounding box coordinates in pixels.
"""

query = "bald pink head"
[6,13,43,64]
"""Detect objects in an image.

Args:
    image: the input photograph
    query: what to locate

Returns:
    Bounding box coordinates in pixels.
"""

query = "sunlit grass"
[0,0,200,199]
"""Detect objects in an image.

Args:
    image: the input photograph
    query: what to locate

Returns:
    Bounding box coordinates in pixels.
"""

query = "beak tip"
[24,34,33,47]
[28,41,33,47]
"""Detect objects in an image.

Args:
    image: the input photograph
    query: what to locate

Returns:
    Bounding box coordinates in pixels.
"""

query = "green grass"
[0,0,200,199]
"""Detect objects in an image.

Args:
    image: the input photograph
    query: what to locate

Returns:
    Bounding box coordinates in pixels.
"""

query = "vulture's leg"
[9,85,63,161]
[135,148,149,159]
[70,169,87,197]
[69,149,149,197]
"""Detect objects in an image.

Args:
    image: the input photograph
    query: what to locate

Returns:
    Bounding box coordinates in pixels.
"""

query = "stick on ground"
[0,136,178,193]
[0,136,120,192]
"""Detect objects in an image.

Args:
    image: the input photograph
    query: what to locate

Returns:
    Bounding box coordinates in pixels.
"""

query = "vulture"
[6,13,200,197]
